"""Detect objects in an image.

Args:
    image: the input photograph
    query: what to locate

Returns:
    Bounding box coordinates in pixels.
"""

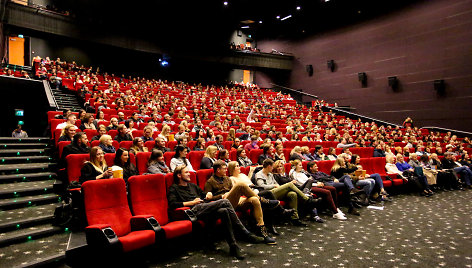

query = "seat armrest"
[85,224,120,248]
[130,215,161,232]
[169,207,192,221]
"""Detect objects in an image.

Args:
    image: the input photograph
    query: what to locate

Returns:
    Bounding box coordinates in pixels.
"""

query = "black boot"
[266,223,280,236]
[229,245,245,260]
[256,225,276,245]
[259,197,280,209]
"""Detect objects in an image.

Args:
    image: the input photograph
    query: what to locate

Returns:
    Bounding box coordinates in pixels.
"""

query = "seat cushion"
[162,221,193,239]
[118,230,155,252]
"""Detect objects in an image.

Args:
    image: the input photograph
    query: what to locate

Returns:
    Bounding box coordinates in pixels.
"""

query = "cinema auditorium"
[0,0,471,267]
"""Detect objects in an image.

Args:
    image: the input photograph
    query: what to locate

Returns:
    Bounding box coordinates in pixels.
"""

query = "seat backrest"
[188,151,205,171]
[104,153,136,167]
[66,154,90,182]
[136,152,152,174]
[82,179,132,237]
[119,141,133,150]
[58,141,71,158]
[317,160,335,174]
[164,152,176,167]
[83,129,98,141]
[196,169,214,190]
[128,174,169,225]
[249,149,263,165]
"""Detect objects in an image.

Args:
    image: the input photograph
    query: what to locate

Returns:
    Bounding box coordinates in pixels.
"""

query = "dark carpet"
[146,189,472,268]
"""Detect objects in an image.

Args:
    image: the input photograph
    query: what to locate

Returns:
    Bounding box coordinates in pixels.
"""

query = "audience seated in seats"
[154,136,170,153]
[141,126,154,142]
[251,159,316,225]
[387,154,432,197]
[124,119,138,133]
[258,144,275,165]
[114,124,133,142]
[337,138,357,149]
[204,160,276,244]
[326,147,337,161]
[107,117,119,131]
[91,125,107,141]
[330,157,365,215]
[418,154,439,189]
[244,135,259,151]
[98,134,116,154]
[80,113,96,131]
[129,137,149,154]
[301,146,316,161]
[167,165,264,259]
[273,145,286,164]
[61,132,90,165]
[232,138,242,150]
[313,145,327,161]
[289,146,304,161]
[373,144,386,157]
[112,148,138,184]
[305,161,348,220]
[441,152,472,189]
[193,138,206,151]
[350,154,391,202]
[237,148,253,167]
[218,149,230,163]
[58,124,77,142]
[56,114,77,130]
[79,146,112,184]
[175,136,191,153]
[174,125,187,141]
[200,146,218,170]
[170,146,195,172]
[147,149,170,174]
[338,153,375,205]
[430,153,457,190]
[159,125,172,142]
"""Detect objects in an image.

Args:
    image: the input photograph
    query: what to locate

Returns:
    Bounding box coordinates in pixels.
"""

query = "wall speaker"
[434,79,445,92]
[388,76,398,90]
[327,60,335,72]
[358,72,367,87]
[306,64,313,77]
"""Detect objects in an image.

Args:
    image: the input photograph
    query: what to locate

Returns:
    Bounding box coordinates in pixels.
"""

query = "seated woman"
[237,148,253,167]
[350,154,391,201]
[80,114,96,131]
[99,134,116,153]
[112,148,138,183]
[106,117,119,131]
[419,154,439,190]
[218,149,230,163]
[326,147,337,160]
[301,146,315,161]
[158,125,172,142]
[200,145,218,170]
[289,146,304,161]
[330,157,365,215]
[430,153,458,190]
[206,128,216,142]
[129,137,149,154]
[274,145,286,164]
[58,124,77,142]
[193,138,206,151]
[147,149,170,174]
[170,146,195,172]
[389,154,432,197]
[79,146,112,184]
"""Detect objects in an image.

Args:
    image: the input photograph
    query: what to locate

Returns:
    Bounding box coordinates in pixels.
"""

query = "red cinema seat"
[249,149,263,165]
[167,141,178,151]
[164,172,197,189]
[84,129,98,141]
[119,141,134,150]
[108,130,118,139]
[316,160,335,174]
[66,154,89,183]
[104,153,136,168]
[82,179,156,253]
[128,175,193,240]
[164,152,176,168]
[196,169,213,190]
[188,151,205,171]
[58,141,71,159]
[144,141,155,152]
[132,130,144,139]
[136,152,152,174]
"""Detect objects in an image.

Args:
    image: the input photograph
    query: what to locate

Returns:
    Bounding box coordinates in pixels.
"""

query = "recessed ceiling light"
[223,1,228,6]
[276,15,280,19]
[259,20,263,24]
[296,6,301,10]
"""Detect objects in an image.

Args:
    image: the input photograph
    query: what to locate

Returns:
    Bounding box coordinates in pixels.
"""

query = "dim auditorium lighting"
[281,15,292,21]
[276,15,280,19]
[241,26,249,29]
[223,1,228,6]
[296,6,301,10]
[161,60,169,67]
[259,20,263,23]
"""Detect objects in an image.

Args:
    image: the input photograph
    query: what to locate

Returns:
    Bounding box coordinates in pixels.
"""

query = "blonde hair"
[290,159,301,168]
[90,146,107,168]
[331,157,345,172]
[99,134,112,145]
[227,161,238,176]
[61,124,76,136]
[396,154,404,163]
[290,146,302,155]
[204,145,218,158]
[386,154,395,164]
[161,125,171,135]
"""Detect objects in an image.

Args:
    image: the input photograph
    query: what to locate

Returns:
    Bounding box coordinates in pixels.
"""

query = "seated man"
[154,136,171,153]
[204,160,277,244]
[168,166,263,260]
[61,132,90,166]
[56,113,77,130]
[114,124,133,142]
[442,152,472,189]
[254,159,316,225]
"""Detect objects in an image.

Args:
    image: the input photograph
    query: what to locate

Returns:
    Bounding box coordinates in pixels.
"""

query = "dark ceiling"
[51,0,424,49]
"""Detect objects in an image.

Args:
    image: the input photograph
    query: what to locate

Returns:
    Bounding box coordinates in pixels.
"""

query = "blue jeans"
[356,179,375,196]
[369,173,384,190]
[337,175,355,191]
[454,166,472,185]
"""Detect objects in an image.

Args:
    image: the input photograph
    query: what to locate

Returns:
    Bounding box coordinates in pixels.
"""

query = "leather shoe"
[291,219,307,227]
[348,207,360,216]
[230,245,245,260]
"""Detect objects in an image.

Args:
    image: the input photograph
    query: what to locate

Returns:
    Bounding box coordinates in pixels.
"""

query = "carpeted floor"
[144,189,472,268]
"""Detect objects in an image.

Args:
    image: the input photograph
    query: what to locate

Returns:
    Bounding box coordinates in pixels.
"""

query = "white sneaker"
[337,208,345,216]
[333,212,347,220]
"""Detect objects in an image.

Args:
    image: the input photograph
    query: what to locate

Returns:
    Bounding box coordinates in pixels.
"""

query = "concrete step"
[1,156,52,164]
[0,172,57,183]
[0,223,65,247]
[0,163,56,175]
[0,137,49,143]
[0,143,50,149]
[0,193,60,209]
[0,180,56,198]
[0,149,50,157]
[0,203,57,232]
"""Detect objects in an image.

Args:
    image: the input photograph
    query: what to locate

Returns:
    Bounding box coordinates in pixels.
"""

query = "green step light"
[17,152,20,156]
[13,192,17,195]
[28,201,32,205]
[49,175,52,178]
[16,224,20,229]
[2,159,4,162]
[26,158,29,161]
[44,188,47,191]
[27,236,32,240]
[58,197,62,201]
[65,228,69,232]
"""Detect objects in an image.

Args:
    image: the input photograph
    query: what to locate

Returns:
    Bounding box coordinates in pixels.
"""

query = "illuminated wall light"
[241,26,250,29]
[296,6,301,10]
[259,21,263,24]
[276,15,280,19]
[223,1,228,6]
[280,15,292,21]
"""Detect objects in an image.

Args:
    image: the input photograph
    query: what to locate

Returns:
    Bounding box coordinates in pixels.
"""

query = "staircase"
[50,87,82,111]
[0,137,69,267]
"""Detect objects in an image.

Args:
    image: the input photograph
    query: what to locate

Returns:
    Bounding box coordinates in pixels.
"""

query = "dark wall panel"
[256,0,472,132]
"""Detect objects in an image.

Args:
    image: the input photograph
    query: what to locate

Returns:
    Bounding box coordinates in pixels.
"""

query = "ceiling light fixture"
[276,15,280,19]
[223,1,228,6]
[241,26,250,28]
[296,6,301,10]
